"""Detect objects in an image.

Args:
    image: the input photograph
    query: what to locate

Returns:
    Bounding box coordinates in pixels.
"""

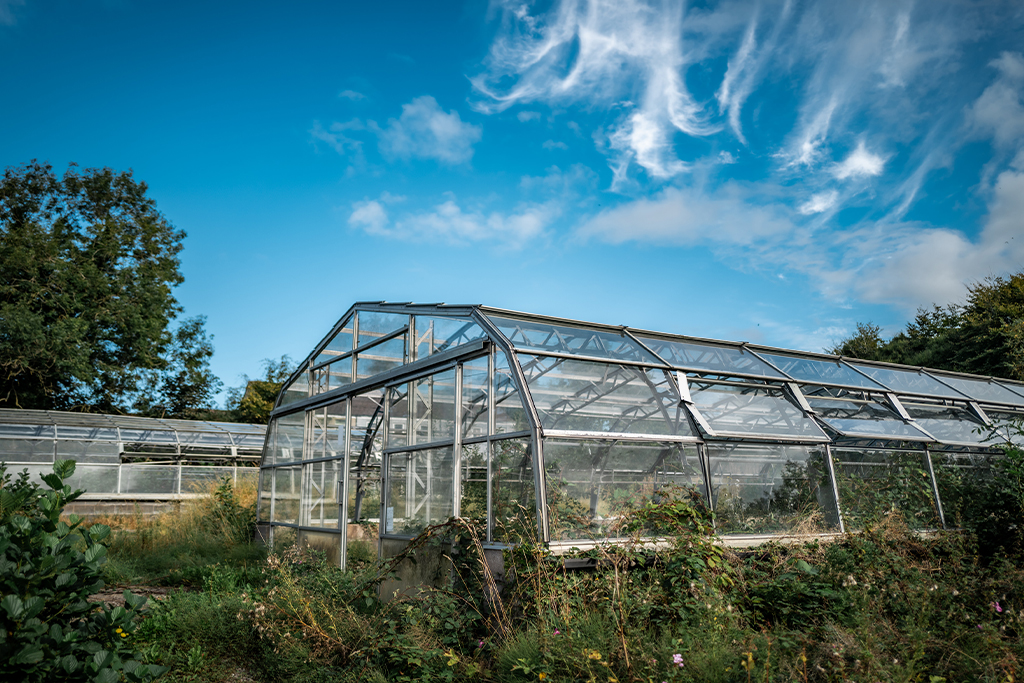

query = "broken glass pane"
[278,373,309,407]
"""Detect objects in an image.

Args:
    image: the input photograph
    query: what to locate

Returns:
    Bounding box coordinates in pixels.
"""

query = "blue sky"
[2,0,1023,404]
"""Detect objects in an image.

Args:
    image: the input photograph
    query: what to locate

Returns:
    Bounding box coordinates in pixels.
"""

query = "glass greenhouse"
[0,409,263,513]
[256,302,1024,572]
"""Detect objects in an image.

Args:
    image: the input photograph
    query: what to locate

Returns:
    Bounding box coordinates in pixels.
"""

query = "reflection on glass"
[258,469,272,522]
[932,376,1024,406]
[413,315,486,360]
[357,311,408,347]
[706,443,839,535]
[852,364,967,399]
[494,353,529,433]
[758,353,886,390]
[271,412,305,463]
[385,446,454,536]
[120,465,178,494]
[520,355,693,436]
[314,316,354,366]
[488,315,660,363]
[930,451,998,529]
[272,465,302,524]
[544,439,706,541]
[492,438,536,543]
[460,443,488,524]
[987,411,1024,447]
[462,357,489,440]
[410,369,456,445]
[807,397,931,440]
[302,459,342,528]
[832,449,939,529]
[297,530,342,566]
[327,359,353,392]
[387,385,409,449]
[278,373,309,407]
[348,390,383,565]
[690,383,826,440]
[903,403,989,445]
[640,337,785,378]
[356,336,405,381]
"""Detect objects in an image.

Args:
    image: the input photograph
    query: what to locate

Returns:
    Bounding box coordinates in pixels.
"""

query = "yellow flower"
[115,628,123,634]
[538,674,547,680]
[588,651,602,661]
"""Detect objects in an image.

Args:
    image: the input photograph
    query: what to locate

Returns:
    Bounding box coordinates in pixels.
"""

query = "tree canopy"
[829,272,1024,381]
[225,355,295,424]
[0,161,220,414]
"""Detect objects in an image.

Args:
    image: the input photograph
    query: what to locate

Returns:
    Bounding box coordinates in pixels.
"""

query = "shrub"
[0,460,166,682]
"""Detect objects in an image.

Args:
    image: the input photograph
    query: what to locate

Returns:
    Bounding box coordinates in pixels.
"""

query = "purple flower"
[553,630,560,635]
[672,653,684,668]
[978,625,983,630]
[992,601,1003,613]
[478,640,484,649]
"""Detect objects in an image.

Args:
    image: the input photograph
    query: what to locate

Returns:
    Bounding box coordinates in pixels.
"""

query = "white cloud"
[799,191,838,215]
[968,52,1024,150]
[377,96,482,165]
[542,139,568,150]
[348,194,557,247]
[310,120,365,162]
[833,141,886,180]
[517,111,541,122]
[338,89,366,101]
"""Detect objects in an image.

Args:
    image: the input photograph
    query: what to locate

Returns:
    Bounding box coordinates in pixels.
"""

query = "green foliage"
[0,460,166,682]
[225,355,296,424]
[830,270,1024,380]
[0,160,187,411]
[134,316,224,419]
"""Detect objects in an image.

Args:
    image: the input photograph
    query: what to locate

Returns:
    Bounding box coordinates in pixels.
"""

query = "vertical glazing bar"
[351,313,359,385]
[454,362,463,518]
[533,433,548,543]
[923,446,946,529]
[697,443,714,521]
[823,444,845,534]
[339,399,351,571]
[116,462,123,495]
[486,349,495,543]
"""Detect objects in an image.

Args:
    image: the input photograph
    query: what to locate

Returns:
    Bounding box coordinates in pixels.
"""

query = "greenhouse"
[256,302,1024,576]
[0,409,264,515]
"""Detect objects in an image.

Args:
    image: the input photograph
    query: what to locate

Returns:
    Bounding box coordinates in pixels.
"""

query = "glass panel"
[488,315,660,363]
[57,426,119,440]
[495,353,529,434]
[314,316,355,366]
[65,465,119,495]
[272,525,297,550]
[297,529,342,566]
[930,451,998,529]
[934,376,1024,407]
[356,335,406,381]
[0,438,55,463]
[180,466,235,493]
[348,389,384,564]
[413,315,487,360]
[278,372,309,407]
[120,429,177,444]
[387,385,409,449]
[639,337,785,378]
[327,358,353,392]
[832,448,940,529]
[987,411,1024,446]
[237,467,259,486]
[852,364,968,399]
[55,440,120,463]
[460,442,488,524]
[758,353,886,390]
[492,437,536,543]
[706,443,839,534]
[272,464,302,524]
[544,439,707,541]
[258,469,273,522]
[903,403,989,445]
[807,397,932,440]
[303,459,342,528]
[690,382,826,440]
[357,311,408,348]
[305,406,345,460]
[461,357,489,440]
[520,354,694,436]
[409,368,457,445]
[0,423,54,438]
[270,412,305,464]
[385,446,454,536]
[120,465,178,494]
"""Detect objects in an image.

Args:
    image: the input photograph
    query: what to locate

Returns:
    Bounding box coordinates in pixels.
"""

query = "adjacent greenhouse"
[256,302,1024,574]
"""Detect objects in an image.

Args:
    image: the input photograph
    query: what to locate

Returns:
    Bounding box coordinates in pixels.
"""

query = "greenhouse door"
[298,403,347,566]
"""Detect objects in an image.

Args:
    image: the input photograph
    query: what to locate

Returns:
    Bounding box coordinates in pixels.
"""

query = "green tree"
[225,355,295,424]
[133,316,224,419]
[0,161,185,411]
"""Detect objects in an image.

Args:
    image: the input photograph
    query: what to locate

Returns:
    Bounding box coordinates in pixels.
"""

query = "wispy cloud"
[833,142,886,180]
[338,89,366,101]
[968,52,1024,151]
[0,0,24,26]
[377,96,483,165]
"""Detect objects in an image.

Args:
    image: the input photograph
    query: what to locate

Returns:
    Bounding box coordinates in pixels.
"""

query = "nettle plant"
[0,460,166,682]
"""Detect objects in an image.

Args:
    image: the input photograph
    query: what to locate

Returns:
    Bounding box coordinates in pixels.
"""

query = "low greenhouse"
[256,302,1024,576]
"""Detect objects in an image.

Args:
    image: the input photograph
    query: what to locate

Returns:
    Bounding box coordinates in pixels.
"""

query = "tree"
[226,355,295,424]
[0,161,185,411]
[132,316,224,419]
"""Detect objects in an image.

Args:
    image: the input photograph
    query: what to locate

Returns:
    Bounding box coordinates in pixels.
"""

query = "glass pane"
[461,357,489,440]
[758,353,886,390]
[409,368,457,445]
[302,459,342,528]
[492,438,536,543]
[544,439,707,541]
[707,443,839,534]
[639,337,785,378]
[903,403,989,445]
[385,446,454,536]
[120,465,178,494]
[495,353,529,434]
[832,449,940,529]
[272,525,297,551]
[258,469,273,522]
[327,358,353,392]
[807,397,932,440]
[305,407,345,460]
[356,335,406,381]
[65,465,119,495]
[460,442,488,524]
[357,311,408,348]
[930,451,999,529]
[57,426,118,440]
[272,464,302,524]
[690,383,826,440]
[56,440,120,463]
[0,423,54,438]
[180,466,234,493]
[488,315,660,363]
[349,388,384,562]
[314,316,355,366]
[852,364,967,399]
[120,428,177,444]
[278,373,309,407]
[270,412,305,464]
[934,376,1024,407]
[297,529,342,566]
[0,438,55,463]
[520,355,694,437]
[987,411,1024,446]
[413,315,487,360]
